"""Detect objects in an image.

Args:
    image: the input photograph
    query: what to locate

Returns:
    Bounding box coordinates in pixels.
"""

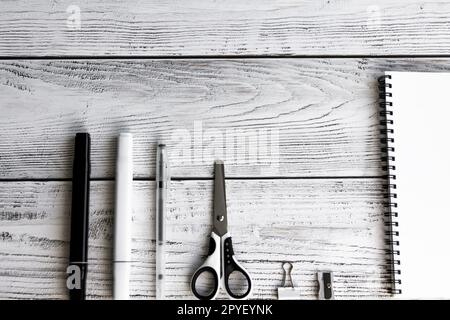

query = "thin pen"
[156,144,169,300]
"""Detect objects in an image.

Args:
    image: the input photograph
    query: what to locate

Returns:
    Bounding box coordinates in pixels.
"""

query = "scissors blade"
[213,160,228,236]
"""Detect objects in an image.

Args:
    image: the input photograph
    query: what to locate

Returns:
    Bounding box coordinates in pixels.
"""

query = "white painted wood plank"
[0,179,390,299]
[2,59,450,179]
[1,0,450,56]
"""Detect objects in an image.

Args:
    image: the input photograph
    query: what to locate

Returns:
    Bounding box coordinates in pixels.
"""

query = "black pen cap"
[73,133,91,173]
[69,132,91,263]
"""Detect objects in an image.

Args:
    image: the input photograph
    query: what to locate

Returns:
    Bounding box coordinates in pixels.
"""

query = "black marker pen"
[67,132,90,300]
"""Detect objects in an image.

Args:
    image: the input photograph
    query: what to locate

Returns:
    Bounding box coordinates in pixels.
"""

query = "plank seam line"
[1,55,450,60]
[0,176,385,182]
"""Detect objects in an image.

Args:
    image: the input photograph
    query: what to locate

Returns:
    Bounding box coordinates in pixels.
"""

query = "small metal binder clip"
[317,271,334,300]
[277,262,301,300]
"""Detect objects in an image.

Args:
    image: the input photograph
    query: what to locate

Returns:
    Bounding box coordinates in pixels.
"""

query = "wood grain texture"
[1,0,450,56]
[0,179,391,300]
[2,58,450,178]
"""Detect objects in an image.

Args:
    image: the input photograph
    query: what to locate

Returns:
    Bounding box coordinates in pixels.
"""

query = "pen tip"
[76,132,90,137]
[215,160,224,165]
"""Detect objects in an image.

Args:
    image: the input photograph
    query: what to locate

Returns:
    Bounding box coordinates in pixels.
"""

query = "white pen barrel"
[114,263,130,300]
[114,133,133,300]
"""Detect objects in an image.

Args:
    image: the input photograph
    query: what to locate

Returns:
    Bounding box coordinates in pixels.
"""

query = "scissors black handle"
[191,232,252,300]
[191,232,221,300]
[222,236,252,299]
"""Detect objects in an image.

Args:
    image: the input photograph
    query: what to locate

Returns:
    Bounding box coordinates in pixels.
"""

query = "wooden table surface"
[0,0,449,299]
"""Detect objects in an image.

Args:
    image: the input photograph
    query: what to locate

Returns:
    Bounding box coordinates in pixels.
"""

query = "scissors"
[191,161,252,300]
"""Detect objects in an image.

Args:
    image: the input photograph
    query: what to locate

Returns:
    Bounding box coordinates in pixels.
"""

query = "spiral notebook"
[379,72,450,299]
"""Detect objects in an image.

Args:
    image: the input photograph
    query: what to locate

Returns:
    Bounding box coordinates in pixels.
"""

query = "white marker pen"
[113,133,133,300]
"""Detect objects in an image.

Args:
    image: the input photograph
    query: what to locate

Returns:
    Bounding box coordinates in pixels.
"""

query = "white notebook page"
[386,71,450,299]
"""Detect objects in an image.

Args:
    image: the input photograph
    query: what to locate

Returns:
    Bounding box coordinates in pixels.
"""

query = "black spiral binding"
[378,75,401,295]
